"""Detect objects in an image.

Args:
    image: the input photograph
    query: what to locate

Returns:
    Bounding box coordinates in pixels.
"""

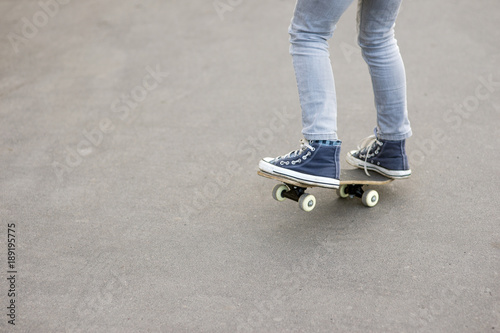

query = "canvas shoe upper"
[346,135,411,179]
[259,139,341,188]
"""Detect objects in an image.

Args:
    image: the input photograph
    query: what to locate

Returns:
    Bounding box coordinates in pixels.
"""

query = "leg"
[357,0,411,140]
[345,0,411,178]
[289,0,355,141]
[258,0,355,188]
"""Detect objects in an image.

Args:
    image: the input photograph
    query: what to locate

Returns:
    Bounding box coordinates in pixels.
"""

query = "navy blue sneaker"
[259,139,341,188]
[346,135,411,179]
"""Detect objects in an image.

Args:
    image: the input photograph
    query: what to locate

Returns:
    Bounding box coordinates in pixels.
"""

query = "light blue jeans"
[290,0,412,141]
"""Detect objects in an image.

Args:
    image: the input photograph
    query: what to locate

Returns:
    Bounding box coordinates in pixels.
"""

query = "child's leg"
[259,0,355,188]
[357,0,411,140]
[289,0,355,141]
[345,0,412,178]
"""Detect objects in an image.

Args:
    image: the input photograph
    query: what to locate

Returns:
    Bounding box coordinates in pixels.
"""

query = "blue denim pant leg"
[289,0,412,141]
[358,0,412,141]
[289,0,354,141]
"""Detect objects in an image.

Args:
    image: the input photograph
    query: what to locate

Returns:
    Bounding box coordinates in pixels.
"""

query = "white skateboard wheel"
[298,193,316,212]
[272,184,289,202]
[336,185,349,199]
[361,189,379,207]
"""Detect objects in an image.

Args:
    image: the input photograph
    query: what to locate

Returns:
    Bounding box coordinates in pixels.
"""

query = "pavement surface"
[1,0,499,332]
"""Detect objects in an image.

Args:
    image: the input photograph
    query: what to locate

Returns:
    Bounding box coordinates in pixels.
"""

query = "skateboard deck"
[257,168,393,211]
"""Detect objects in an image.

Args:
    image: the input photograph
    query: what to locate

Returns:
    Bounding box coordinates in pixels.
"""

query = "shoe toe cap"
[259,157,275,168]
[262,157,274,163]
[347,150,359,158]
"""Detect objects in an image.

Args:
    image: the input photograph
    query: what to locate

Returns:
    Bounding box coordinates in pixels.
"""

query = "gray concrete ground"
[1,0,499,332]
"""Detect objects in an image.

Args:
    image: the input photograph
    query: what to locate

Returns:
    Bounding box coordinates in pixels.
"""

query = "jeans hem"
[303,133,339,141]
[376,129,412,141]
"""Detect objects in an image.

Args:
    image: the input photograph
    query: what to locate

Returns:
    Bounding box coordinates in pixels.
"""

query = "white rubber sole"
[259,158,340,188]
[346,151,411,179]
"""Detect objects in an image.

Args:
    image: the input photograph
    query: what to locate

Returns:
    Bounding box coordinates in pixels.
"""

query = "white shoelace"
[277,139,314,160]
[356,134,383,177]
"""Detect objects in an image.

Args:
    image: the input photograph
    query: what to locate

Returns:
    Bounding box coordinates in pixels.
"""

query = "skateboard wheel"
[298,194,316,212]
[362,189,379,207]
[336,185,349,199]
[272,184,289,202]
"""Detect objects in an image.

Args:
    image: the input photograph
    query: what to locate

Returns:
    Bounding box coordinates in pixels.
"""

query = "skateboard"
[257,168,393,212]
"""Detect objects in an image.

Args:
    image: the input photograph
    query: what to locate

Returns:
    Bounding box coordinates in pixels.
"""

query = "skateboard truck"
[258,169,392,212]
[337,184,379,207]
[272,184,316,212]
[342,184,364,199]
[281,185,305,202]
